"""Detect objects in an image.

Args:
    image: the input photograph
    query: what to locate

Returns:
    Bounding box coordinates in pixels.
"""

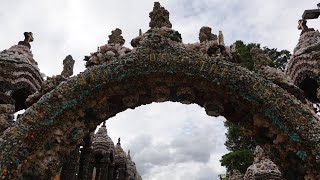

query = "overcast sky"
[1,0,320,179]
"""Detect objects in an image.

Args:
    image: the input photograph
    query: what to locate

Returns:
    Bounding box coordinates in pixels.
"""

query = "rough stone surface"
[85,29,131,67]
[218,31,225,46]
[26,75,67,107]
[0,104,14,135]
[286,31,320,91]
[251,47,273,70]
[199,26,218,43]
[92,122,115,155]
[127,150,142,180]
[18,32,34,49]
[0,35,43,114]
[228,170,244,180]
[244,146,283,180]
[149,2,172,29]
[250,47,307,103]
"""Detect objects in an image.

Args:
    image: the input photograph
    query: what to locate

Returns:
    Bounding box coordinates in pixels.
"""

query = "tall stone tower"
[0,32,43,133]
[286,4,320,102]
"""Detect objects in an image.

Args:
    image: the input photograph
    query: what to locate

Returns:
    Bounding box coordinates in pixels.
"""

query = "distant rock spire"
[127,150,131,160]
[218,31,225,46]
[108,28,125,45]
[149,2,172,28]
[139,29,142,36]
[117,137,121,145]
[199,26,217,43]
[61,55,75,78]
[18,32,34,49]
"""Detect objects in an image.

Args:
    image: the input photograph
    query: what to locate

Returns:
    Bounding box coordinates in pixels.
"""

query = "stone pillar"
[97,155,109,180]
[60,146,80,180]
[116,167,127,180]
[108,163,114,180]
[78,147,94,180]
[95,161,101,180]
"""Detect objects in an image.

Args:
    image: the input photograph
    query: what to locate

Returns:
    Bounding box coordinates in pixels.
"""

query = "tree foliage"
[220,149,254,174]
[220,121,255,174]
[224,121,255,151]
[233,40,291,70]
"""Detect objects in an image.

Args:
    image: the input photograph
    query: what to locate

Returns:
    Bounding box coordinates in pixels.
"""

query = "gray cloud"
[106,103,227,179]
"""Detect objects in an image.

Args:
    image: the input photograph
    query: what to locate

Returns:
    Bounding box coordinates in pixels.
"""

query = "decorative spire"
[61,55,75,78]
[108,28,125,45]
[298,19,308,31]
[92,122,114,154]
[199,26,217,43]
[18,32,34,49]
[117,137,121,145]
[139,29,142,36]
[127,150,131,160]
[218,31,225,46]
[244,146,283,179]
[149,2,172,29]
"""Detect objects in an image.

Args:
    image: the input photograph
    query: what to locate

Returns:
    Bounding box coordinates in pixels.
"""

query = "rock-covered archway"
[1,35,320,179]
[0,2,320,180]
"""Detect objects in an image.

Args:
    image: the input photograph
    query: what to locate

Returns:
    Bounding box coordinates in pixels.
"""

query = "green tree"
[233,40,260,71]
[220,121,255,174]
[220,149,254,174]
[233,40,291,71]
[264,47,291,71]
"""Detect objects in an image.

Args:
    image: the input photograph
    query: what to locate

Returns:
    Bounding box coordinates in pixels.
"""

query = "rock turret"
[244,146,283,180]
[84,28,131,67]
[286,30,320,101]
[127,150,142,180]
[0,32,43,133]
[149,2,172,29]
[92,122,115,156]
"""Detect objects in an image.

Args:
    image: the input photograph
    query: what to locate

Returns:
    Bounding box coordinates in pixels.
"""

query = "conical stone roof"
[115,138,127,166]
[92,122,115,155]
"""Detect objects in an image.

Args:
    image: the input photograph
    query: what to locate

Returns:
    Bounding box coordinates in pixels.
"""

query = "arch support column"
[60,146,80,180]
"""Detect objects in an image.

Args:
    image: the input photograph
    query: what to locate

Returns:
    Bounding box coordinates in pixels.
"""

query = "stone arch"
[0,45,320,179]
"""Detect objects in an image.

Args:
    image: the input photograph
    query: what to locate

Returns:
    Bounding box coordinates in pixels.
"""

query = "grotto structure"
[0,2,320,180]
